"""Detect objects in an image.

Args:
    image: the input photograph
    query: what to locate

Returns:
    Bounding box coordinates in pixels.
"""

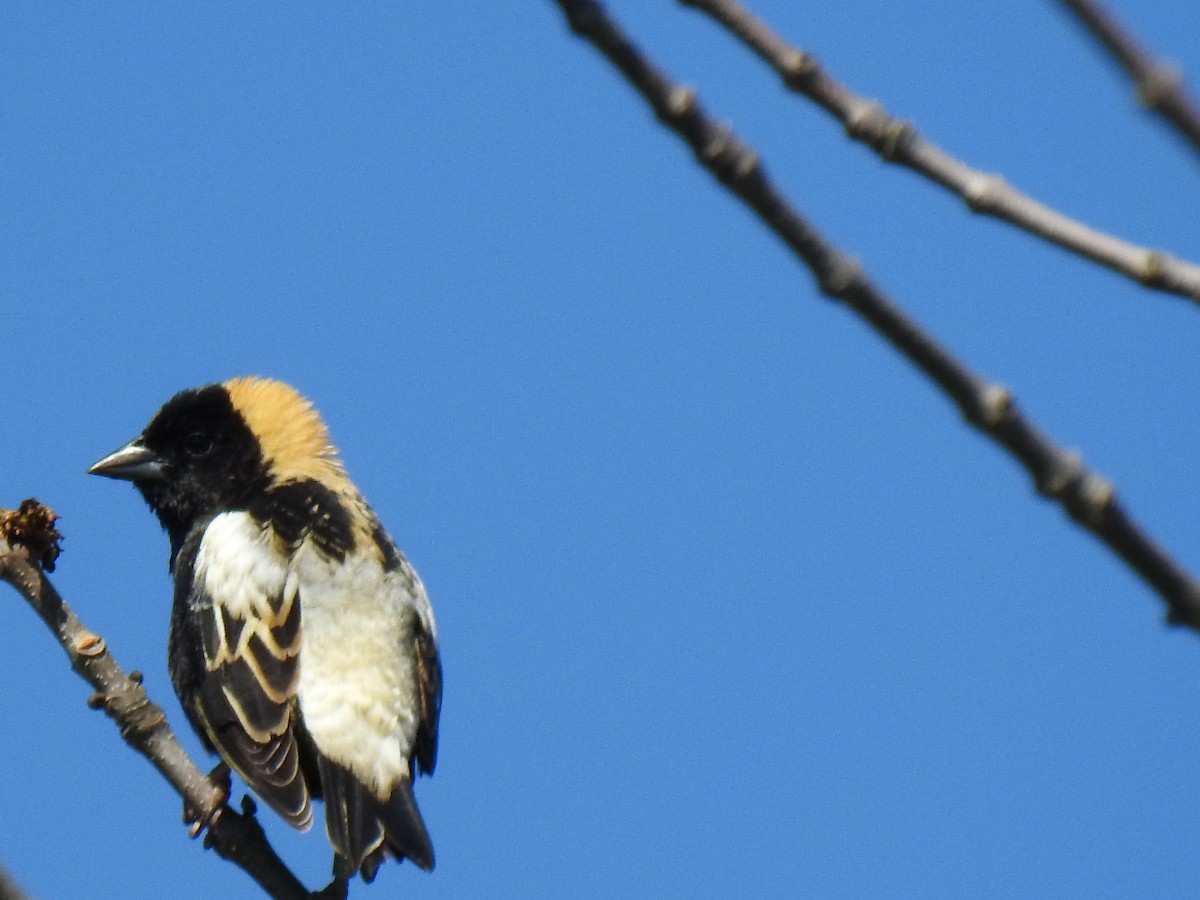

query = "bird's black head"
[90,384,268,552]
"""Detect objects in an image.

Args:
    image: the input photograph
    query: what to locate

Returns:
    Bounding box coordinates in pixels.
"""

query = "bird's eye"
[183,432,213,457]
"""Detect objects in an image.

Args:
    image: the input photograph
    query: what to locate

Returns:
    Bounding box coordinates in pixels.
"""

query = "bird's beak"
[88,440,166,482]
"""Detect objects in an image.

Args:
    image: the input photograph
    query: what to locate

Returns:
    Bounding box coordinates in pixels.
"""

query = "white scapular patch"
[194,512,291,624]
[295,542,425,798]
[193,512,299,739]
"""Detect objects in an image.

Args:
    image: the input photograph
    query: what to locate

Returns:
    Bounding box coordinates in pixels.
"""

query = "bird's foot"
[183,763,232,838]
[311,876,349,900]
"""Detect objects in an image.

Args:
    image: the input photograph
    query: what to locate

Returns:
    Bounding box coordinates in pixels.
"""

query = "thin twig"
[0,505,312,900]
[1054,0,1200,156]
[548,0,1200,629]
[0,863,29,900]
[674,0,1200,305]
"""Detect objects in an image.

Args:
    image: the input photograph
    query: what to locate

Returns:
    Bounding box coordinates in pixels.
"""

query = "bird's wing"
[412,601,441,777]
[188,511,312,830]
[365,514,442,777]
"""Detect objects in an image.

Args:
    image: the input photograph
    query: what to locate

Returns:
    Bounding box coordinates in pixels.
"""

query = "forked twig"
[548,0,1200,629]
[678,0,1200,305]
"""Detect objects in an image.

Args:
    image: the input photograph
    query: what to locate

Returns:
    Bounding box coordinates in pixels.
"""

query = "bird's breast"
[293,541,422,798]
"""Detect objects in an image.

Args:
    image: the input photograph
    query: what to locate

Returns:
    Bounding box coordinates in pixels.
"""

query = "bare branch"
[0,501,312,900]
[548,0,1200,629]
[1054,0,1200,156]
[0,863,29,900]
[674,0,1200,305]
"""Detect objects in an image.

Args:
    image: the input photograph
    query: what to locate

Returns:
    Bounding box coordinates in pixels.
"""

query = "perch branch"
[0,501,312,900]
[548,0,1200,629]
[0,863,29,900]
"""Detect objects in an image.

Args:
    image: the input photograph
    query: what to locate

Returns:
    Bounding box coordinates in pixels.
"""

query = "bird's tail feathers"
[319,757,434,881]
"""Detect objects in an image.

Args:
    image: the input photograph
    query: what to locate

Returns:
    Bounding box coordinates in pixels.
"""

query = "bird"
[88,376,441,882]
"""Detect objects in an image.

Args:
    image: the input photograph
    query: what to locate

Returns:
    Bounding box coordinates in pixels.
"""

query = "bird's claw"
[310,876,349,900]
[182,763,232,838]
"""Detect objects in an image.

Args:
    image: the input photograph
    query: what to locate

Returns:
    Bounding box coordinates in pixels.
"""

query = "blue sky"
[5,2,1200,897]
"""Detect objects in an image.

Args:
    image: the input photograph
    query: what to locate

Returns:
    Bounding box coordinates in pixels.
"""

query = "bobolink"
[89,377,440,881]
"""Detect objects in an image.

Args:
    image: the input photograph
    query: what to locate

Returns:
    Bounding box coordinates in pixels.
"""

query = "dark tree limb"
[0,863,29,900]
[1054,0,1200,157]
[674,0,1200,307]
[547,0,1200,629]
[0,501,314,900]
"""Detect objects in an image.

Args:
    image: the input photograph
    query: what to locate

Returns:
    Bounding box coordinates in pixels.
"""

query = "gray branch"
[0,863,29,900]
[548,0,1200,629]
[0,504,319,900]
[675,0,1200,306]
[1054,0,1200,156]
